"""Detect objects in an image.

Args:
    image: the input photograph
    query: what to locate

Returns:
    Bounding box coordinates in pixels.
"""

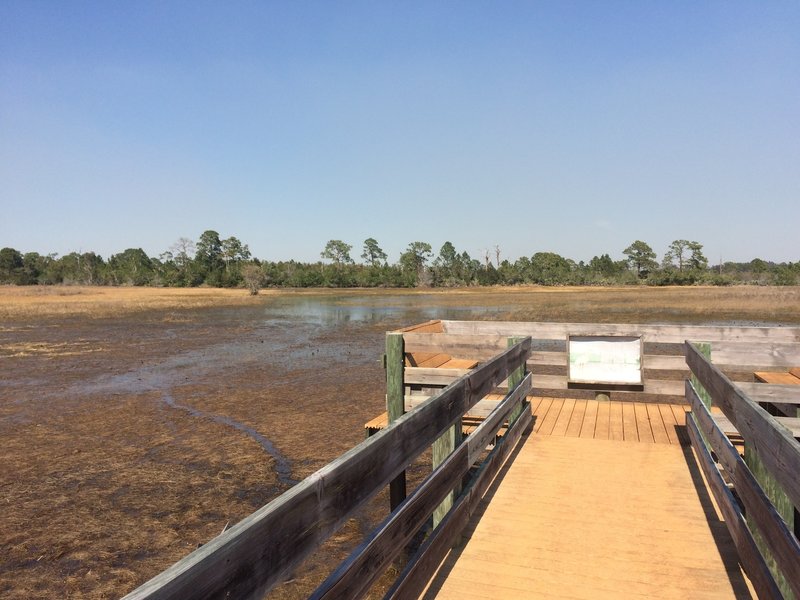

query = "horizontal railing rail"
[399,321,800,403]
[685,342,800,599]
[123,338,532,600]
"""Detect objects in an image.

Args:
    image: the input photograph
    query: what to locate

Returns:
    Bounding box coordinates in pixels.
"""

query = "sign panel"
[568,335,643,385]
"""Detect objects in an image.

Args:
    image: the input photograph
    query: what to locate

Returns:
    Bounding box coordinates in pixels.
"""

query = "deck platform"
[422,398,755,599]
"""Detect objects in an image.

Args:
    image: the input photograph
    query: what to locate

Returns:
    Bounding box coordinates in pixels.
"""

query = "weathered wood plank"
[441,320,800,343]
[687,342,800,511]
[594,400,610,440]
[386,408,533,600]
[441,358,480,369]
[712,344,800,369]
[551,397,576,436]
[657,403,681,445]
[755,371,800,385]
[417,353,452,368]
[566,399,587,438]
[646,403,670,444]
[688,379,800,598]
[622,402,638,441]
[686,416,782,599]
[466,374,532,465]
[124,339,532,600]
[537,396,564,435]
[609,401,625,441]
[634,403,654,443]
[533,397,553,433]
[395,320,444,333]
[529,373,685,396]
[387,332,407,510]
[313,376,532,600]
[404,367,472,386]
[404,395,502,419]
[432,421,462,529]
[580,400,599,439]
[737,382,800,405]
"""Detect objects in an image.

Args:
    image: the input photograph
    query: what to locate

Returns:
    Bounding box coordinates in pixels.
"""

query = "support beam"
[386,332,407,511]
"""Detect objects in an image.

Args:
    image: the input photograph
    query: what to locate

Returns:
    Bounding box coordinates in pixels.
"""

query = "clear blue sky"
[2,2,798,265]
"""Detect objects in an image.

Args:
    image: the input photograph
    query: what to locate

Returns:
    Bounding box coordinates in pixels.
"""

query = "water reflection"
[259,293,503,327]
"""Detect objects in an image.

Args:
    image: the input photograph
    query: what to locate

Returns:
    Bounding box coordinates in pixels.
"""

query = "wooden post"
[386,332,407,511]
[508,336,527,425]
[432,419,462,528]
[689,342,712,408]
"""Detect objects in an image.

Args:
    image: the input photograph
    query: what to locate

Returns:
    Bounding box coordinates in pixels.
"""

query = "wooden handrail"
[685,342,800,597]
[686,380,799,598]
[123,338,532,600]
[312,373,532,599]
[686,342,800,509]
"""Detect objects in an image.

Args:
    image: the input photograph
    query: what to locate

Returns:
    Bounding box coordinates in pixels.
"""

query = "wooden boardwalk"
[421,398,755,599]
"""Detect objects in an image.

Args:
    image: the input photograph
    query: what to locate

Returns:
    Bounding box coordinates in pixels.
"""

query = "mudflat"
[1,285,799,598]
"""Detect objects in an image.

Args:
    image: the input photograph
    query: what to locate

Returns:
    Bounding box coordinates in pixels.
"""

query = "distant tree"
[433,241,460,285]
[623,240,658,279]
[195,230,224,285]
[321,240,354,265]
[221,236,251,271]
[663,240,691,271]
[399,242,433,287]
[361,238,387,266]
[20,252,47,284]
[107,248,153,285]
[528,252,572,285]
[588,254,624,279]
[196,230,222,266]
[750,258,768,274]
[686,241,708,271]
[241,263,265,295]
[171,237,195,268]
[0,247,24,284]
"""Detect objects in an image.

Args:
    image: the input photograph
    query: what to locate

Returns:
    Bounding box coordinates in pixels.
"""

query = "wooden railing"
[399,320,800,403]
[685,342,800,599]
[123,337,533,600]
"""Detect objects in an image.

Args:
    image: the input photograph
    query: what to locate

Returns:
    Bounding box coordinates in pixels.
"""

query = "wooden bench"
[405,352,479,370]
[754,367,800,385]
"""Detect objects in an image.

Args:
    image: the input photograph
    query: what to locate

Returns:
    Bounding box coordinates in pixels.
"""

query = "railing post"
[508,336,527,425]
[689,342,712,408]
[386,332,407,511]
[432,420,462,528]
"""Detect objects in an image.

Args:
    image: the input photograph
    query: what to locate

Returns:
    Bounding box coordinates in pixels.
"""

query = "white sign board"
[568,335,643,385]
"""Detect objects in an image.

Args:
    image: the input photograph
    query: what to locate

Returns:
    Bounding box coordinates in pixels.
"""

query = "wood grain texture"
[688,381,800,597]
[387,407,533,600]
[737,382,800,405]
[314,379,532,600]
[686,416,782,599]
[441,320,800,343]
[387,332,407,510]
[754,371,800,385]
[687,342,800,511]
[424,428,756,599]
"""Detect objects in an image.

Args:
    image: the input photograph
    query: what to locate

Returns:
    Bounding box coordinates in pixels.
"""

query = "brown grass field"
[1,284,799,599]
[3,284,800,322]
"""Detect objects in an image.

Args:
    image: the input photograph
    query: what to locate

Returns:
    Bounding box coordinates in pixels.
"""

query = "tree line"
[1,231,797,291]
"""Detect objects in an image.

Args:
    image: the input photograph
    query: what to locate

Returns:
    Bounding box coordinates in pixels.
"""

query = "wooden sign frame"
[567,334,643,386]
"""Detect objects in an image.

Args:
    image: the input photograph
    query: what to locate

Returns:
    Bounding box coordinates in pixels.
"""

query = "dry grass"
[2,284,799,599]
[3,284,800,324]
[0,285,270,319]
